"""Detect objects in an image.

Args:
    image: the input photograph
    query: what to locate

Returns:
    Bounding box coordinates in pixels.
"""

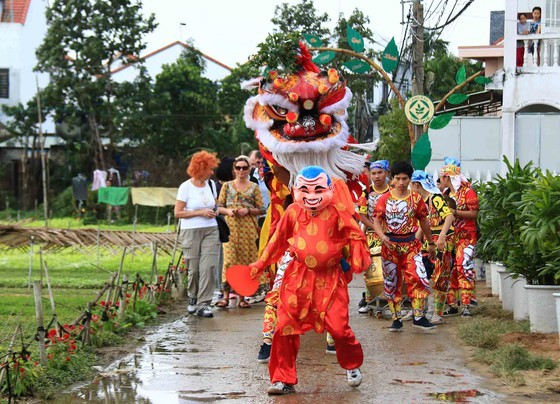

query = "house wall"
[500,0,560,174]
[425,117,502,180]
[0,0,50,129]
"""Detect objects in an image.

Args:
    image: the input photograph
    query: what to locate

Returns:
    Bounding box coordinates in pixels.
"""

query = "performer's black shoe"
[389,319,403,332]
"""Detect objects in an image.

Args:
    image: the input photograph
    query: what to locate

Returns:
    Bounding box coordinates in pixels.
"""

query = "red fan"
[225,265,260,297]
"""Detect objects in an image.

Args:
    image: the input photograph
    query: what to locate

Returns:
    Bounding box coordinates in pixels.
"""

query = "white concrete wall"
[426,117,502,181]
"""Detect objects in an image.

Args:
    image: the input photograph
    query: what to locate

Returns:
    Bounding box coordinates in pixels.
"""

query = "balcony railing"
[519,33,560,70]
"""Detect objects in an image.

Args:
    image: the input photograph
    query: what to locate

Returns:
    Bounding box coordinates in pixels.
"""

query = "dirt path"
[49,280,515,403]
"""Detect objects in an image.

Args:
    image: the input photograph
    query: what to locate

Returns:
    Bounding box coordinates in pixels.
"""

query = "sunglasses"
[234,165,249,171]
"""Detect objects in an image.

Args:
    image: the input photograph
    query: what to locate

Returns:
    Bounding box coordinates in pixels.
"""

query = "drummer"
[357,160,391,314]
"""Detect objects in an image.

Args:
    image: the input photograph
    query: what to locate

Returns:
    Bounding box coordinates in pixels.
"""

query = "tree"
[35,0,157,171]
[1,100,48,209]
[271,0,330,38]
[375,98,411,163]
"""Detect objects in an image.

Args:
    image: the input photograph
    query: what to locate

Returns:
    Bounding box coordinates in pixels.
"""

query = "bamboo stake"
[43,260,59,334]
[70,281,112,326]
[33,281,48,365]
[111,247,127,306]
[117,274,129,321]
[0,325,20,387]
[27,236,34,293]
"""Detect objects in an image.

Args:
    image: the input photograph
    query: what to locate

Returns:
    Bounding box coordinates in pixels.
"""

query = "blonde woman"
[216,155,265,308]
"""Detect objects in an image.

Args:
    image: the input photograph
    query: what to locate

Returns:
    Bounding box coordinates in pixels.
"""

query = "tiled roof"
[0,0,32,24]
[111,41,232,74]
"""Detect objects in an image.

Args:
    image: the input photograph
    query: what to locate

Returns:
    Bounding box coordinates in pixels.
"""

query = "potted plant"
[518,170,560,333]
[477,158,537,301]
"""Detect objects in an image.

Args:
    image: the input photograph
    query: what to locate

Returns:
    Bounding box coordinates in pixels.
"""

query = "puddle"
[428,389,483,402]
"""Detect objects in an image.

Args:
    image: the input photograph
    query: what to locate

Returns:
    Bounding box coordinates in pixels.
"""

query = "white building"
[0,0,51,134]
[426,0,560,178]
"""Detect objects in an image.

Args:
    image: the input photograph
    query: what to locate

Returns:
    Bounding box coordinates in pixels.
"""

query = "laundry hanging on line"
[98,187,129,206]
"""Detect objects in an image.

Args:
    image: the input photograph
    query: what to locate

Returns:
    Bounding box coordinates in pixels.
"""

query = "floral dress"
[218,181,265,289]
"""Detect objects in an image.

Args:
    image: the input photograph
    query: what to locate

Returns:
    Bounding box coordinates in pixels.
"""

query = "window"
[544,0,560,32]
[0,69,8,99]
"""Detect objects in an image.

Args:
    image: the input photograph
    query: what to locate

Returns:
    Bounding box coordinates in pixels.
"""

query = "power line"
[422,0,476,31]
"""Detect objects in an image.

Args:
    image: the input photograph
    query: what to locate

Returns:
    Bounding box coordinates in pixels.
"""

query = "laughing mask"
[293,166,334,212]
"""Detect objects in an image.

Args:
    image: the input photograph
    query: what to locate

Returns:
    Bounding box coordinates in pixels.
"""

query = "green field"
[0,239,178,350]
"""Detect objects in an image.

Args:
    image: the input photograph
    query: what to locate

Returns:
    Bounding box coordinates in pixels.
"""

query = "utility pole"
[411,0,425,141]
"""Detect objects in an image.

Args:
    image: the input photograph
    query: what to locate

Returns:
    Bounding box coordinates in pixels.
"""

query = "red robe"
[251,201,370,335]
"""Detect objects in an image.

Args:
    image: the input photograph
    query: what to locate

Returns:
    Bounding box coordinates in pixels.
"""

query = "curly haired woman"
[175,150,228,318]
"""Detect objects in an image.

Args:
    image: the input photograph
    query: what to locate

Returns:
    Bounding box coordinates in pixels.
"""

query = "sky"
[141,0,506,68]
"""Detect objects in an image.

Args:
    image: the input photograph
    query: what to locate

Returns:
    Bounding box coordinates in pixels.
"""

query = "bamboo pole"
[33,281,48,365]
[27,236,34,293]
[111,247,127,306]
[43,260,59,334]
[310,46,415,143]
[35,77,49,228]
[117,274,129,321]
[0,325,21,387]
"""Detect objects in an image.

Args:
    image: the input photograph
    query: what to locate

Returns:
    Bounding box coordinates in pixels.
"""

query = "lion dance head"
[243,42,366,187]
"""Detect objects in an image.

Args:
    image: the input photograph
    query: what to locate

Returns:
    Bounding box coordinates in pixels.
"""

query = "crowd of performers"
[226,156,479,395]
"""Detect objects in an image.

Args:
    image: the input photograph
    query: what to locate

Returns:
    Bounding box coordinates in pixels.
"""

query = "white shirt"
[176,179,217,229]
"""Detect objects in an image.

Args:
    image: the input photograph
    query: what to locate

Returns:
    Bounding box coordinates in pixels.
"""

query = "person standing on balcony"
[517,13,531,67]
[529,6,542,65]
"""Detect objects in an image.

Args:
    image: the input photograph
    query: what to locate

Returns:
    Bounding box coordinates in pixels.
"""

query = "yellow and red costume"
[374,190,430,319]
[448,184,478,306]
[423,193,455,317]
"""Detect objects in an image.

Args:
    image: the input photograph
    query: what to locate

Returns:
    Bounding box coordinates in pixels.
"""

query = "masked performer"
[232,166,370,395]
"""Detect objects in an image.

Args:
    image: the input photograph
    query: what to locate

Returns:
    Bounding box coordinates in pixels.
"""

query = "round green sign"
[405,95,434,125]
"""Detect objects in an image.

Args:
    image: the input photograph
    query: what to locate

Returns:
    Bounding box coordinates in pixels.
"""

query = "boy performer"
[358,160,391,313]
[439,157,479,317]
[247,166,370,395]
[372,162,436,332]
[410,170,455,325]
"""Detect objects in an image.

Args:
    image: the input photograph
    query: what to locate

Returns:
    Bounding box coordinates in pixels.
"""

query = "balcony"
[518,33,560,71]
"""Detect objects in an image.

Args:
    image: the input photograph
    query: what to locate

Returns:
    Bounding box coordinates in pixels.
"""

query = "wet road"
[55,280,503,403]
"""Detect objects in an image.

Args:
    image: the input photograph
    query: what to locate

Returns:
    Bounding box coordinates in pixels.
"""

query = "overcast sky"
[141,0,506,68]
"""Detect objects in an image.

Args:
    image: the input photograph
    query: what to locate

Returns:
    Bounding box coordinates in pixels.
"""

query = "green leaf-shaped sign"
[455,65,466,85]
[474,76,493,85]
[346,24,364,53]
[447,93,469,105]
[313,51,336,65]
[303,33,323,47]
[342,59,371,74]
[381,37,399,73]
[429,112,455,130]
[411,133,432,171]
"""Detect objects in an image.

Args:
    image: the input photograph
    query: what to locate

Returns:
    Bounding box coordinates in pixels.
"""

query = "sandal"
[215,299,229,308]
[238,300,251,309]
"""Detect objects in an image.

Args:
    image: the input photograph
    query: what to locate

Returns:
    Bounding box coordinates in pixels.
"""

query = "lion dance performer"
[242,42,372,363]
[238,166,370,395]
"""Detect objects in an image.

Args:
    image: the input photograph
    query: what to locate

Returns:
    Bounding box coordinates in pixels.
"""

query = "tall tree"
[271,0,330,38]
[35,0,157,171]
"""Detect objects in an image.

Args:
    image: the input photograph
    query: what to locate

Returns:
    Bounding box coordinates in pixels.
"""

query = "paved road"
[55,280,503,403]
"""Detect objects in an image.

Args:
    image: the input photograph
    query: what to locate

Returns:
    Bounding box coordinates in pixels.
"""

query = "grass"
[0,246,176,348]
[457,301,557,386]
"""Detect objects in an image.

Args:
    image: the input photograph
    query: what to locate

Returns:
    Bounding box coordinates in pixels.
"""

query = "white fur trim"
[274,148,366,187]
[258,93,298,112]
[320,87,353,115]
[240,77,262,90]
[348,139,380,152]
[243,96,273,131]
[256,123,349,155]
